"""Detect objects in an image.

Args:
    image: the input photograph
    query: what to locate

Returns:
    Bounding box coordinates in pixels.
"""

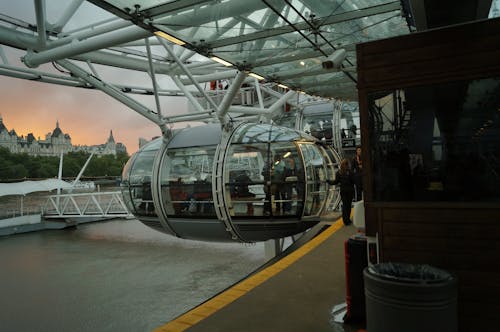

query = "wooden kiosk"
[357,17,500,330]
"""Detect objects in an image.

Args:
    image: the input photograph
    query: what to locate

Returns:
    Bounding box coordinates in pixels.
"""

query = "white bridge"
[42,191,133,219]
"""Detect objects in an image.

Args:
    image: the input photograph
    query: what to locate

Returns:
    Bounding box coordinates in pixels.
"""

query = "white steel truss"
[0,0,414,134]
[43,191,132,219]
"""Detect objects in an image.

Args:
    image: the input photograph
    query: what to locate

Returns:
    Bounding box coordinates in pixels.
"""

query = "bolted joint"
[22,50,38,68]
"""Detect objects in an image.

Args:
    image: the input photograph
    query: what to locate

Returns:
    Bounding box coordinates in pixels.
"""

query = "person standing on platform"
[329,159,354,225]
[352,146,363,201]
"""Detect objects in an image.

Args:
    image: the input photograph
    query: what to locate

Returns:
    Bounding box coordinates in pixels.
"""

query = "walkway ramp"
[43,191,132,219]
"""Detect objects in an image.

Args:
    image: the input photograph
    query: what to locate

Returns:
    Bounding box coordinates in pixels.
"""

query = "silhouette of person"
[329,159,354,225]
[352,146,363,201]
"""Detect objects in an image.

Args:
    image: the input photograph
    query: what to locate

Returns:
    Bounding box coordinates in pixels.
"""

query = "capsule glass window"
[124,139,161,217]
[299,143,328,216]
[225,143,267,218]
[160,145,217,218]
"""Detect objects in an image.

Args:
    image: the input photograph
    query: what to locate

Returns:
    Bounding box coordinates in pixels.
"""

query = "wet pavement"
[0,218,267,332]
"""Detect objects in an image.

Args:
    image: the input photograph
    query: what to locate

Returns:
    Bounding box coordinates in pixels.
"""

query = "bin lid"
[367,262,454,284]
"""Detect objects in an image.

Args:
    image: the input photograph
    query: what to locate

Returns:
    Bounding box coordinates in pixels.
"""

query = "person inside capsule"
[229,170,255,215]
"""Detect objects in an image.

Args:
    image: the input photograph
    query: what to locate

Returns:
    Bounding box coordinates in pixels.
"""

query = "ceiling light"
[248,72,265,80]
[154,31,186,46]
[277,84,288,89]
[211,56,233,67]
[300,61,305,66]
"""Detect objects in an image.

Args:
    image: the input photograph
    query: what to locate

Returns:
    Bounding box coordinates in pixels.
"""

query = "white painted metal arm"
[50,0,84,33]
[0,47,8,64]
[254,78,265,108]
[171,75,207,114]
[157,36,220,111]
[145,38,172,138]
[23,25,150,67]
[269,90,296,118]
[179,70,238,85]
[261,85,299,107]
[34,0,47,49]
[56,59,162,125]
[227,105,268,115]
[217,70,247,125]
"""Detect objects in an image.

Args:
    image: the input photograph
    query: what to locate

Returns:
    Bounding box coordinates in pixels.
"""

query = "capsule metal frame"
[121,123,341,242]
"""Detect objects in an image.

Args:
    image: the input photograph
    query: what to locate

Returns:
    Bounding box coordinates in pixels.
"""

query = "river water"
[0,218,267,332]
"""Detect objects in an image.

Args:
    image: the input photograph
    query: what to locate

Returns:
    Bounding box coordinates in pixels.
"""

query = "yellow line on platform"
[154,218,344,332]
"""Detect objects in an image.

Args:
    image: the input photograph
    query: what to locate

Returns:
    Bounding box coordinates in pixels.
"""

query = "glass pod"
[121,123,339,242]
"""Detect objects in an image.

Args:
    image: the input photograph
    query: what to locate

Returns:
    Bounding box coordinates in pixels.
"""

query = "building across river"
[0,115,127,156]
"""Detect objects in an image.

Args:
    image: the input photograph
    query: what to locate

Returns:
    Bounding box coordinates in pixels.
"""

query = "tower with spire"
[0,116,126,156]
[49,120,72,154]
[0,115,19,152]
[103,130,117,155]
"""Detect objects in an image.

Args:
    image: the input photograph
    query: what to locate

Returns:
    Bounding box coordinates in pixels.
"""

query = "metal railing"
[42,191,132,219]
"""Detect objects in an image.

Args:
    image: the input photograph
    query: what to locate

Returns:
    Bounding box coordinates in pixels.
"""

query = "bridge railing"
[42,191,133,218]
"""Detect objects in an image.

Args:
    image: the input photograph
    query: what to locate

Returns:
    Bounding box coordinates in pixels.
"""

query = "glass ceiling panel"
[87,0,412,99]
[102,0,177,12]
[288,72,354,87]
[322,11,408,47]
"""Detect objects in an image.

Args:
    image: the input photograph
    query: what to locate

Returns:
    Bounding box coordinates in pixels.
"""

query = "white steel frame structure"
[0,0,414,137]
[43,191,132,219]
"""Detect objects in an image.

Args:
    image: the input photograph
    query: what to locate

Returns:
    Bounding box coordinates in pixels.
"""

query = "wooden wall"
[356,18,500,331]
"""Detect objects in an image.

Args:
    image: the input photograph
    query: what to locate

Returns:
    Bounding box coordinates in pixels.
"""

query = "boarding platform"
[155,214,364,332]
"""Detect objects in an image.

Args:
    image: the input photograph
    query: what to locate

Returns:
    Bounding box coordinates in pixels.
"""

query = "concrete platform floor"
[155,215,366,332]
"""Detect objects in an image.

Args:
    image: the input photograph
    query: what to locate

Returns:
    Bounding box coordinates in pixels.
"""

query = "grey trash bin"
[364,262,457,332]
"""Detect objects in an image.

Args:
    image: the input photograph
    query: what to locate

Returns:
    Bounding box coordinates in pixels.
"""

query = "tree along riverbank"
[0,147,129,181]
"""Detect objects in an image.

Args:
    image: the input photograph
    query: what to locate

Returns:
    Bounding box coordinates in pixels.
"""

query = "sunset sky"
[0,75,173,154]
[0,1,193,154]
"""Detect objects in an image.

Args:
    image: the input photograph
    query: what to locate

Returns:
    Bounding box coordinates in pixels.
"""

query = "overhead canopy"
[0,179,72,197]
[89,0,412,100]
[0,0,496,126]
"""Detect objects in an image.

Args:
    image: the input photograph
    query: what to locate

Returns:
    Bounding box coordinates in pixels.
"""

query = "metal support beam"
[179,69,238,85]
[0,63,85,87]
[50,0,84,33]
[171,75,207,114]
[154,1,267,29]
[227,105,268,115]
[145,42,162,115]
[0,47,9,64]
[71,50,175,74]
[34,0,47,49]
[164,112,215,123]
[179,49,196,62]
[145,37,171,138]
[261,85,298,107]
[56,59,161,125]
[0,20,38,50]
[85,60,100,79]
[269,90,296,118]
[271,64,351,82]
[23,25,151,67]
[210,1,401,48]
[249,6,285,63]
[158,36,219,111]
[53,19,132,49]
[0,63,189,97]
[254,78,264,109]
[217,71,247,125]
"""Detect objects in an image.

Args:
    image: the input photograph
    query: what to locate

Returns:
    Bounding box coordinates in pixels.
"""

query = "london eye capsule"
[121,122,340,242]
